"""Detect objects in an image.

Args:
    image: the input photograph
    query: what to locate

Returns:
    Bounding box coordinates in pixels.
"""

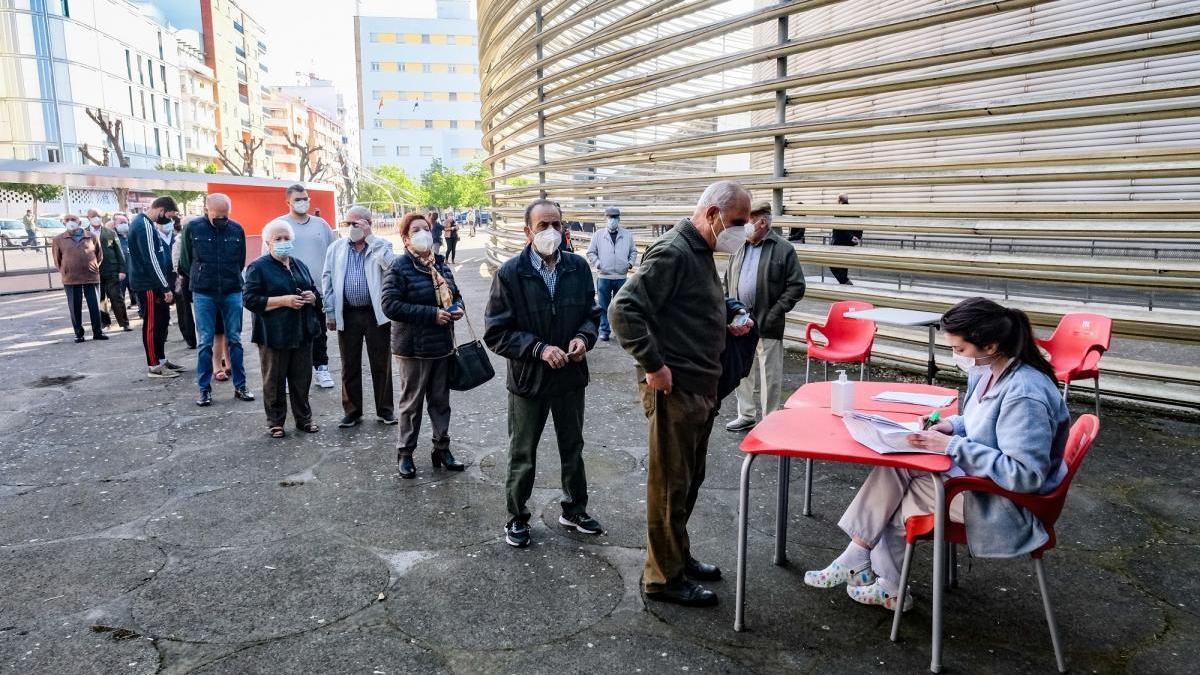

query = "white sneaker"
[148,364,180,379]
[314,366,335,389]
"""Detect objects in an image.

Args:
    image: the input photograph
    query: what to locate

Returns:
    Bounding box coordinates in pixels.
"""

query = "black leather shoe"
[338,415,361,428]
[431,448,465,471]
[196,389,212,407]
[645,578,718,607]
[397,454,416,479]
[685,558,722,581]
[92,333,109,340]
[234,387,255,401]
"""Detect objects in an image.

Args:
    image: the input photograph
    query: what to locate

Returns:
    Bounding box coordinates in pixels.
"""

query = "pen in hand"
[923,411,941,430]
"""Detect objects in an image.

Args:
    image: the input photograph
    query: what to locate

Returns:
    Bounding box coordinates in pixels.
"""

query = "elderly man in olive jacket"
[610,180,755,608]
[484,198,603,550]
[724,201,806,432]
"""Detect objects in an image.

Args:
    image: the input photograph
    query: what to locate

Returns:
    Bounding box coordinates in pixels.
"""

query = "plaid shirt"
[528,247,559,299]
[342,242,371,307]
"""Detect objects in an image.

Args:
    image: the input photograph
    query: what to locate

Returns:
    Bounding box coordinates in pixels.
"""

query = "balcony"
[257,40,267,52]
[259,62,268,73]
[236,69,248,83]
[239,94,249,105]
[234,20,244,34]
[235,46,246,58]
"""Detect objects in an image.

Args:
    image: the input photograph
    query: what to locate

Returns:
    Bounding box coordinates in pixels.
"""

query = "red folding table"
[735,406,955,673]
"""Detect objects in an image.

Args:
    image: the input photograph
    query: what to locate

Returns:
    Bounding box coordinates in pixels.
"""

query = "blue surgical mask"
[606,217,619,232]
[271,240,295,259]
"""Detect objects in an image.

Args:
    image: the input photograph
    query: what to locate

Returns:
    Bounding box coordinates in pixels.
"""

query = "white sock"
[834,541,870,569]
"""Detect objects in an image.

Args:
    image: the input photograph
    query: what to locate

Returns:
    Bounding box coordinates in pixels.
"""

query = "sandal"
[269,426,285,439]
[297,421,320,433]
[847,580,914,612]
[804,560,877,589]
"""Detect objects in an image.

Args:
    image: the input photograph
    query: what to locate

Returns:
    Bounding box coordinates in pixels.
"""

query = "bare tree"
[84,109,130,167]
[285,132,325,182]
[215,137,263,177]
[335,148,358,210]
[81,108,131,209]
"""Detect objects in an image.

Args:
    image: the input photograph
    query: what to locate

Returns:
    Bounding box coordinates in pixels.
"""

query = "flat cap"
[604,207,620,217]
[749,201,773,216]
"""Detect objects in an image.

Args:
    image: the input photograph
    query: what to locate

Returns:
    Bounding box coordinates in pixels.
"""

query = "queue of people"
[39,181,1077,627]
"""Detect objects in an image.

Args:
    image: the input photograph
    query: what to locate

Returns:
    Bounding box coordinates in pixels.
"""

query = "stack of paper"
[871,391,957,408]
[843,411,944,455]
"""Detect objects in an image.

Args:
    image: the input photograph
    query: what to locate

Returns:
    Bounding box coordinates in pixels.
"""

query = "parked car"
[36,218,66,237]
[0,219,28,247]
[478,211,492,224]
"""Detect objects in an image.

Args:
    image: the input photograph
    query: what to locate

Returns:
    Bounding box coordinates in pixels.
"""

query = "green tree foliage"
[358,165,425,214]
[0,182,64,216]
[420,159,490,209]
[155,163,208,212]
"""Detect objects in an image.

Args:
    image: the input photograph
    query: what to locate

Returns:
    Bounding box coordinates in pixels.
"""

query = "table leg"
[926,325,937,385]
[774,456,791,565]
[930,476,946,673]
[735,453,757,632]
[802,458,813,517]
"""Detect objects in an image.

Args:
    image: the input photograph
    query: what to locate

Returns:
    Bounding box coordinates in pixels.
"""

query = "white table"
[844,307,944,384]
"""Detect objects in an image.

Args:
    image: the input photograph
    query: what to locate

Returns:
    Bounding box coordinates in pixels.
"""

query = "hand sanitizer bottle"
[831,369,854,417]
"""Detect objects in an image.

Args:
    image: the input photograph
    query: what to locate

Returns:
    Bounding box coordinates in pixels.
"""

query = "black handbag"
[449,312,495,391]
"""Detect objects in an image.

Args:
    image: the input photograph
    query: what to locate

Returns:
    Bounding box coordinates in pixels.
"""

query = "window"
[178,134,184,159]
[125,50,131,79]
[373,119,383,129]
[160,65,167,93]
[154,128,161,156]
[370,62,380,72]
[128,86,135,115]
[424,120,433,129]
[137,55,144,84]
[148,61,155,89]
[395,146,409,156]
[420,146,433,157]
[450,120,458,129]
[150,95,157,122]
[448,64,457,74]
[447,34,455,43]
[174,102,180,127]
[139,91,146,118]
[423,92,432,101]
[163,99,171,126]
[421,34,430,44]
[60,0,69,17]
[157,32,164,59]
[422,64,432,74]
[48,148,61,162]
[475,121,482,130]
[372,145,386,157]
[449,92,457,102]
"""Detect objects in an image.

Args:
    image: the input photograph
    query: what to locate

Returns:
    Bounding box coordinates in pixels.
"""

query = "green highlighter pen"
[923,411,941,430]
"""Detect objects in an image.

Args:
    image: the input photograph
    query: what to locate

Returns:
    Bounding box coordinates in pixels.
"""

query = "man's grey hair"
[206,193,231,210]
[345,205,372,222]
[696,180,750,213]
[262,219,294,242]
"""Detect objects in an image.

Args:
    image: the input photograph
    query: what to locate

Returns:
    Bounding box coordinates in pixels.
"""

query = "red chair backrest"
[1030,414,1100,534]
[1040,313,1112,373]
[819,300,876,348]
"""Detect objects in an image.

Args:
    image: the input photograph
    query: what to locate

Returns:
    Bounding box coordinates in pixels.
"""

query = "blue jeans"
[194,291,246,391]
[596,277,625,337]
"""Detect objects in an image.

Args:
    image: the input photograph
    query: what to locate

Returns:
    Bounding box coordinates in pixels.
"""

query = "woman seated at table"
[804,297,1070,611]
[243,220,323,438]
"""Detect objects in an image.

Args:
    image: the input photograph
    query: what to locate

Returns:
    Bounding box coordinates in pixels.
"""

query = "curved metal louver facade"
[478,0,1200,408]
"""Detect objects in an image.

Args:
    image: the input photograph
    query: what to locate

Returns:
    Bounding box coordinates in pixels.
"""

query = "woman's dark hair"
[940,297,1056,381]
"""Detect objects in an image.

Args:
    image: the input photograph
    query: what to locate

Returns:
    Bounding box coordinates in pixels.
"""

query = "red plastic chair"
[889,414,1100,673]
[1037,313,1112,418]
[805,300,876,383]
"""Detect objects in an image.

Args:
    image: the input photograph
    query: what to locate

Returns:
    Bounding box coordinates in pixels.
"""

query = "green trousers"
[641,383,718,593]
[505,387,589,523]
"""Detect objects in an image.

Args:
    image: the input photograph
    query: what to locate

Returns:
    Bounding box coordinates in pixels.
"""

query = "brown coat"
[52,231,103,285]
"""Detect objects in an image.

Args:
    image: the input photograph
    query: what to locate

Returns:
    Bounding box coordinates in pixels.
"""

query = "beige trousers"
[735,337,783,420]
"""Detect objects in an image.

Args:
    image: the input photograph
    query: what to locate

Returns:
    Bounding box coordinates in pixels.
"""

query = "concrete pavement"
[1,234,1197,674]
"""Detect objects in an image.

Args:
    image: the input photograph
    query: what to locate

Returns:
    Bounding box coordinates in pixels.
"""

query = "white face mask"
[532,228,562,256]
[606,217,619,232]
[713,214,747,254]
[291,199,310,215]
[348,226,367,243]
[409,229,433,253]
[953,352,999,374]
[89,216,101,226]
[116,222,129,235]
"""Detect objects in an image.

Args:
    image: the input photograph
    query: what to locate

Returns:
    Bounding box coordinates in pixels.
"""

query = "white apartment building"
[176,30,218,170]
[0,0,187,168]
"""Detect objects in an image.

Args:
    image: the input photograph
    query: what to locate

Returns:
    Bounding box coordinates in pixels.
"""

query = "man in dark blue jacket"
[484,199,603,549]
[127,197,184,379]
[178,193,254,406]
